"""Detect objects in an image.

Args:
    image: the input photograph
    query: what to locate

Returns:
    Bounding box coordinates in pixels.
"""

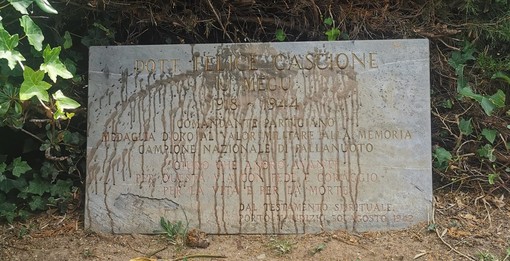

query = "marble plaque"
[86,40,432,234]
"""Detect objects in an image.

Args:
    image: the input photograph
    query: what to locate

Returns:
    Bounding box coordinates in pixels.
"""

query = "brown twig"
[173,254,227,260]
[206,0,233,42]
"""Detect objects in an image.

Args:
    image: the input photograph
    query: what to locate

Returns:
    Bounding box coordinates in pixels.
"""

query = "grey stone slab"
[86,40,432,234]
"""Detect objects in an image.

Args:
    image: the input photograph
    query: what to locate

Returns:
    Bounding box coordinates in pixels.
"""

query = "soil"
[1,189,509,261]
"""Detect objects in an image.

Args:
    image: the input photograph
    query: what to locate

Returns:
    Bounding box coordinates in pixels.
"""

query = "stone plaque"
[86,40,432,234]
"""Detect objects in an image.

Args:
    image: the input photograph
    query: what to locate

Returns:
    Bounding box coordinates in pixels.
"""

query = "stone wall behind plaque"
[86,40,432,234]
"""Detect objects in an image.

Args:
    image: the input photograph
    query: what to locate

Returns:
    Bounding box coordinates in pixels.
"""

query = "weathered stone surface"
[86,40,432,234]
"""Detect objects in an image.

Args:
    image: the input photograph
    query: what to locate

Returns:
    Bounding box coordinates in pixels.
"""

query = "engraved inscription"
[86,41,432,234]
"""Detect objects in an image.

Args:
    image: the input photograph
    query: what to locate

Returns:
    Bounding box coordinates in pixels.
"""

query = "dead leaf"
[489,195,506,209]
[447,227,471,239]
[461,213,478,221]
[186,228,210,248]
[455,196,466,208]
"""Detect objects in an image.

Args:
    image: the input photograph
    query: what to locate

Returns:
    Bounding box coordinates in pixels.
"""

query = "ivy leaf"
[477,144,496,162]
[53,90,80,111]
[275,29,286,42]
[325,28,341,41]
[488,173,498,185]
[53,90,80,119]
[480,97,496,116]
[63,31,72,49]
[20,66,52,102]
[433,147,452,170]
[50,179,72,197]
[34,0,58,14]
[25,178,51,196]
[458,86,483,102]
[40,45,73,82]
[324,17,334,26]
[19,15,44,51]
[459,117,473,136]
[11,157,31,177]
[0,162,6,175]
[0,177,27,194]
[0,201,17,223]
[7,0,34,15]
[0,27,26,69]
[492,71,510,85]
[481,128,497,144]
[40,161,58,180]
[489,89,505,108]
[28,195,46,210]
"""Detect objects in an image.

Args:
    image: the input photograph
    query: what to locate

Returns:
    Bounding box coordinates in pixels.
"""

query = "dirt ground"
[1,189,509,261]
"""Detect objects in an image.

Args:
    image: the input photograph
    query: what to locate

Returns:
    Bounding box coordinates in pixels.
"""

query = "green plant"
[427,223,437,232]
[433,146,452,171]
[459,117,473,136]
[268,237,294,255]
[0,0,83,222]
[477,144,496,162]
[160,217,188,245]
[488,173,499,185]
[82,248,94,258]
[310,242,326,256]
[275,28,286,42]
[478,251,498,261]
[0,156,73,222]
[449,43,506,117]
[323,17,341,41]
[481,128,497,144]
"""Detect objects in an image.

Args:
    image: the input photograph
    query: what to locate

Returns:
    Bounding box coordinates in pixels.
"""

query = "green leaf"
[63,31,72,49]
[0,162,6,175]
[325,28,341,41]
[0,177,27,193]
[34,0,58,14]
[40,45,73,82]
[433,147,452,170]
[7,0,34,15]
[324,17,334,26]
[489,89,505,108]
[481,128,497,144]
[19,15,44,51]
[427,223,437,231]
[11,157,31,177]
[25,178,51,196]
[477,144,496,162]
[487,173,498,185]
[459,118,473,136]
[50,179,72,197]
[275,29,286,42]
[53,90,80,111]
[492,71,510,85]
[0,27,26,69]
[458,86,483,102]
[40,161,58,180]
[480,97,496,116]
[0,201,17,223]
[13,101,22,114]
[0,101,10,116]
[441,99,453,109]
[62,130,82,145]
[28,195,46,211]
[19,66,52,102]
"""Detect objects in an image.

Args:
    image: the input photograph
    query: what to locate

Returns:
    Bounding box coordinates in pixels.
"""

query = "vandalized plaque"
[86,40,432,234]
